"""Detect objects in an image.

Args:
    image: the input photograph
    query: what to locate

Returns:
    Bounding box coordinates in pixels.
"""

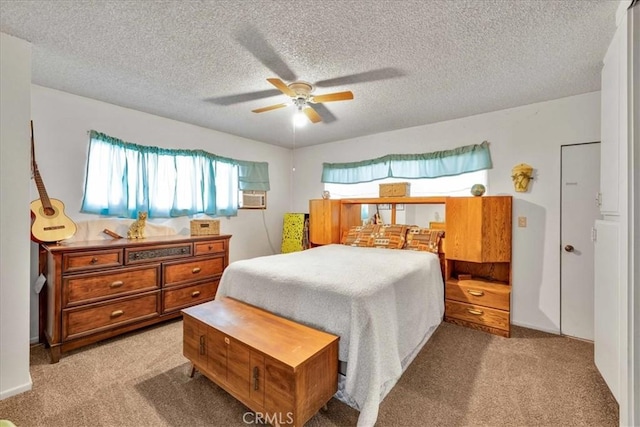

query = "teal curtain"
[81,131,268,218]
[321,141,492,184]
[238,161,270,191]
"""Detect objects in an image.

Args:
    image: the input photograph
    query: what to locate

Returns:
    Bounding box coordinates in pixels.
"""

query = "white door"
[560,143,601,340]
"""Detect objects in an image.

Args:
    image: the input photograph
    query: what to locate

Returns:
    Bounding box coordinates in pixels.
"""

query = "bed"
[216,225,445,427]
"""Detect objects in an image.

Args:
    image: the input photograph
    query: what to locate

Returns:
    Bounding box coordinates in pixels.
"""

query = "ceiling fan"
[251,78,354,124]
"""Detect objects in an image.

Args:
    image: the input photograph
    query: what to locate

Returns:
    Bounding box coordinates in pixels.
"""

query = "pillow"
[370,224,410,249]
[342,224,380,247]
[404,226,444,253]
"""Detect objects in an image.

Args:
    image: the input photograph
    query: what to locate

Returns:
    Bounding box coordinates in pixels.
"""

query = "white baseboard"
[511,320,560,335]
[0,376,32,400]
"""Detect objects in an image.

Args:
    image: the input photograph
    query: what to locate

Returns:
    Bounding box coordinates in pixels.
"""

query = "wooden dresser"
[42,234,231,362]
[444,196,512,337]
[183,297,338,427]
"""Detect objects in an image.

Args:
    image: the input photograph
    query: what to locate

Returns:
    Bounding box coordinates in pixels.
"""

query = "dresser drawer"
[162,280,219,313]
[163,256,225,287]
[125,243,192,264]
[445,279,510,311]
[445,300,509,331]
[63,265,160,307]
[194,240,226,256]
[63,292,160,340]
[62,249,123,273]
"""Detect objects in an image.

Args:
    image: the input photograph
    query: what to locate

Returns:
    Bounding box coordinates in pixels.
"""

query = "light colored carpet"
[0,320,618,426]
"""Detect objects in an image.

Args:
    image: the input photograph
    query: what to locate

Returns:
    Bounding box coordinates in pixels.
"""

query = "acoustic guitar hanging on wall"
[30,121,77,243]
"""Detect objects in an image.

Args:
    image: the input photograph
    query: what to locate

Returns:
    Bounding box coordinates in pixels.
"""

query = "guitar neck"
[30,120,55,215]
[33,167,54,211]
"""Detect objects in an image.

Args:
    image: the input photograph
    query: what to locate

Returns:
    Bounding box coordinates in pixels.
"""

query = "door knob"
[564,245,575,252]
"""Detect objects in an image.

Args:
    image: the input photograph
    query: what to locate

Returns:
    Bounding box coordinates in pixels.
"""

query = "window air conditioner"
[240,191,267,209]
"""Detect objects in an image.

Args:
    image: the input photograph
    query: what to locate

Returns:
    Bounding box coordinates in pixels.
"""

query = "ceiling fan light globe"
[294,112,307,127]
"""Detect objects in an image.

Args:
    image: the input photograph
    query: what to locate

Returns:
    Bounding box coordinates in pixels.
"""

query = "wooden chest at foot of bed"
[182,297,339,427]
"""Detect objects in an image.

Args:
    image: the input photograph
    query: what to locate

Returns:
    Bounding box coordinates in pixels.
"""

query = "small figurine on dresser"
[127,211,147,239]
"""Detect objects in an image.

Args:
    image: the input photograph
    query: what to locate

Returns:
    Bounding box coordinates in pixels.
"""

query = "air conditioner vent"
[240,191,267,209]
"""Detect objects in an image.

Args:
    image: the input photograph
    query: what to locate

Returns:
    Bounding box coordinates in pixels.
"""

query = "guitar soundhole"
[40,206,58,218]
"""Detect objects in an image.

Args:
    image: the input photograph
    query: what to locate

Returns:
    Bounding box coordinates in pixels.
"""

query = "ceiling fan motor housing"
[288,81,314,98]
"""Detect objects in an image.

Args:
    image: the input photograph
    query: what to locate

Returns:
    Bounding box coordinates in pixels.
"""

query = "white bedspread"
[216,244,444,426]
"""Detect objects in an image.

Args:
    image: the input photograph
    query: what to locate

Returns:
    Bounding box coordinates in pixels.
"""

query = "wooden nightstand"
[444,196,512,337]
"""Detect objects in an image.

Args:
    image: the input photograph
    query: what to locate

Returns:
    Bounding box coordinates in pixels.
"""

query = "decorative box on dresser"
[42,234,231,362]
[444,196,512,337]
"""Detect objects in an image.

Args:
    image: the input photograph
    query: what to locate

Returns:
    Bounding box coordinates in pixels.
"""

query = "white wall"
[293,92,601,333]
[28,85,292,341]
[0,33,33,399]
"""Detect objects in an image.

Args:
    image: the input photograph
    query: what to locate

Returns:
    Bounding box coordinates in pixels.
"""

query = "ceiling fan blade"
[310,103,337,124]
[234,26,297,82]
[311,91,354,103]
[315,67,405,87]
[303,106,322,123]
[252,103,288,113]
[267,78,296,97]
[206,89,281,106]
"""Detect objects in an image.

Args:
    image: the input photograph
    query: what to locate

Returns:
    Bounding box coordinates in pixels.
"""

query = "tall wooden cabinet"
[309,199,341,245]
[444,196,512,337]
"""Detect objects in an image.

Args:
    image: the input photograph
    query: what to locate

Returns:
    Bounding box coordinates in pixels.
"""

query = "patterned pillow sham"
[404,226,444,253]
[342,224,380,247]
[370,224,410,249]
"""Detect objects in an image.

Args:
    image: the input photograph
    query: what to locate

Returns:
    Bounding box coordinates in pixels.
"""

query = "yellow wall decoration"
[281,213,309,253]
[511,163,534,192]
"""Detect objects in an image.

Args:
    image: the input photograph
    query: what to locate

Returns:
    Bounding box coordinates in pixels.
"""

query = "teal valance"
[321,141,492,184]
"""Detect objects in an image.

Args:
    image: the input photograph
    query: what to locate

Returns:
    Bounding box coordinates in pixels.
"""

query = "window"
[81,131,267,218]
[324,170,488,226]
[324,170,488,199]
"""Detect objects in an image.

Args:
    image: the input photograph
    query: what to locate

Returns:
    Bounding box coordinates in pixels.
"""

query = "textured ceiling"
[0,1,618,148]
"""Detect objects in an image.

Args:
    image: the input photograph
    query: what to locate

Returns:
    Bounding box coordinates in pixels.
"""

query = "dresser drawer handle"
[467,308,484,316]
[181,248,188,253]
[90,257,98,264]
[253,366,260,391]
[192,267,201,274]
[467,290,484,297]
[208,245,213,250]
[224,337,230,345]
[191,290,201,298]
[110,281,124,288]
[110,310,124,318]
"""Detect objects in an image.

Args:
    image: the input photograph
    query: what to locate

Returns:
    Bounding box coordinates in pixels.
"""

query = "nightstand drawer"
[445,300,509,331]
[163,256,225,287]
[446,279,510,311]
